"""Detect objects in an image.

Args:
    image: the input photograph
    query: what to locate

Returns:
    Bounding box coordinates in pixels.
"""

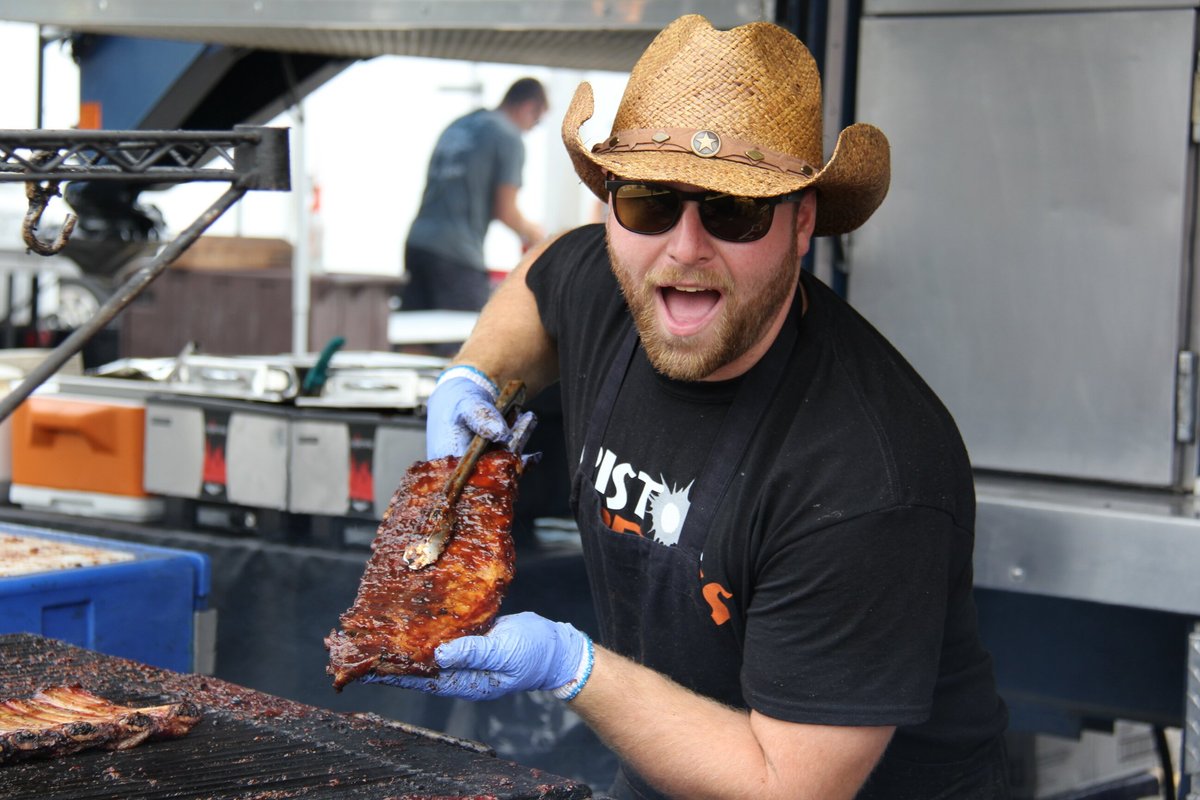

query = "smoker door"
[849,8,1196,487]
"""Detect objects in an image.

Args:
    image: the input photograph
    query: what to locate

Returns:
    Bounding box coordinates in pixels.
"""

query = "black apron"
[571,308,799,800]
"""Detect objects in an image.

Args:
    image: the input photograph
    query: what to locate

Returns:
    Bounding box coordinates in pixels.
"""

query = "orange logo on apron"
[602,507,644,536]
[700,568,734,626]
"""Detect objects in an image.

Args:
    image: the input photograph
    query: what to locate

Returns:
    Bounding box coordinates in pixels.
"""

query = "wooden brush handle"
[403,379,527,570]
[443,379,526,505]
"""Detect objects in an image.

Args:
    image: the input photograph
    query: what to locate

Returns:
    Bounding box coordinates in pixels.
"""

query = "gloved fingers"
[441,428,475,460]
[427,436,467,461]
[458,397,511,444]
[434,612,547,673]
[434,631,516,673]
[406,669,506,700]
[425,375,505,459]
[360,672,429,690]
[397,613,588,697]
[360,668,504,699]
[506,410,537,454]
[431,669,507,699]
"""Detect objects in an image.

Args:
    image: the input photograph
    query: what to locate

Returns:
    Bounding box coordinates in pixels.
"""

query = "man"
[371,16,1009,799]
[401,76,547,312]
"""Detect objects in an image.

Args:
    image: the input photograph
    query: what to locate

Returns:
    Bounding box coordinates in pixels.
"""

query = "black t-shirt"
[527,224,1008,798]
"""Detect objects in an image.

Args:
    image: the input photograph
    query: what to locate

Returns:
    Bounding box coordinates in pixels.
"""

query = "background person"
[372,16,1009,800]
[400,76,548,312]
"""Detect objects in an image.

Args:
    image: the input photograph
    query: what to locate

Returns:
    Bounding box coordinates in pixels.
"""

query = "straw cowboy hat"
[562,14,890,236]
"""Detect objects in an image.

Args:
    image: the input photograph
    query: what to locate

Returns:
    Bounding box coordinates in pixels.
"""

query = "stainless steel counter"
[975,474,1200,615]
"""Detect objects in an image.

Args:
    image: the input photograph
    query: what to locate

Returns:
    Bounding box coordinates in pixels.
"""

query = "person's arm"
[420,236,560,459]
[452,234,559,396]
[574,645,894,800]
[493,184,545,247]
[376,615,892,799]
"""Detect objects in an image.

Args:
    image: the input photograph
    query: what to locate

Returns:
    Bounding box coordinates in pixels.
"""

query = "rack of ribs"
[325,449,523,691]
[0,685,202,764]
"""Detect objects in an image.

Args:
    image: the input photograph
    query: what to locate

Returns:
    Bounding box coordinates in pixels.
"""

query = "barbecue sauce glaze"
[325,450,522,690]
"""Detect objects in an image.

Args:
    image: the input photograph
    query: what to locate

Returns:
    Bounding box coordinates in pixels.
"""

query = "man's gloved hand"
[425,366,517,459]
[362,612,594,702]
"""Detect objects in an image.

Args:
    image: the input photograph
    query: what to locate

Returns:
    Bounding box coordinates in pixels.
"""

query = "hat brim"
[562,81,891,237]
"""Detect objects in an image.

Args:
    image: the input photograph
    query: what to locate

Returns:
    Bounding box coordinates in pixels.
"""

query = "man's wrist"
[436,365,498,399]
[552,633,594,702]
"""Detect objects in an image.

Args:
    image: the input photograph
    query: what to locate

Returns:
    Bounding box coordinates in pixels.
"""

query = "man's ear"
[795,190,818,253]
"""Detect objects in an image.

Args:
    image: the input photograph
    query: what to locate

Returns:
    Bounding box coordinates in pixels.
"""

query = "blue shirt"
[407,108,525,270]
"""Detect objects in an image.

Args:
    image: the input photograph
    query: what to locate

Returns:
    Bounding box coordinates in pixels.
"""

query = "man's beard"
[607,222,800,381]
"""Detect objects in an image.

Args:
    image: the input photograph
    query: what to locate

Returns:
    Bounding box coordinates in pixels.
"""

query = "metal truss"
[0,126,291,422]
[0,127,290,188]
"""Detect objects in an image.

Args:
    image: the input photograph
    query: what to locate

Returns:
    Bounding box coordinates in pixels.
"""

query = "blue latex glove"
[362,612,594,702]
[425,366,514,459]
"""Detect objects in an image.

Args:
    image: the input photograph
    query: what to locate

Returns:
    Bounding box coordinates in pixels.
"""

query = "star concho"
[690,130,721,158]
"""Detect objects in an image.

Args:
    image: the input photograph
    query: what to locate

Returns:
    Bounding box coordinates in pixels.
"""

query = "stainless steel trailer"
[846,1,1200,795]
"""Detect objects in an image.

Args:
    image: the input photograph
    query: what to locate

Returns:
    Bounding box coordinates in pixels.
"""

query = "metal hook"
[22,152,78,256]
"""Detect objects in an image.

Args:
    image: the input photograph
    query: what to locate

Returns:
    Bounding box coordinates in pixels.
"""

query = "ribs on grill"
[0,685,202,765]
[325,449,523,690]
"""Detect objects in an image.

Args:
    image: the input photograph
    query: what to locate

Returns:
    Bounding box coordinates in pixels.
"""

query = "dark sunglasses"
[606,180,806,243]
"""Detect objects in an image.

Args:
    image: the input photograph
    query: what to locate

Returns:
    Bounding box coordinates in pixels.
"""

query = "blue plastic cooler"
[0,523,211,673]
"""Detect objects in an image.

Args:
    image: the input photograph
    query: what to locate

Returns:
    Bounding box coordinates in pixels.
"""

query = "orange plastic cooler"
[10,394,162,521]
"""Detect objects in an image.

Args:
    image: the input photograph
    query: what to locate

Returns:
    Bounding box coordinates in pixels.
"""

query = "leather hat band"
[591,127,817,180]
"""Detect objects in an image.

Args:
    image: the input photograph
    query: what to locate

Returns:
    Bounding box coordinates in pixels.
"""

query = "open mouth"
[658,285,723,337]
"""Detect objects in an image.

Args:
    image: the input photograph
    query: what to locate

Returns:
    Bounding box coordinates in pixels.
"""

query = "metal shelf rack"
[0,125,290,421]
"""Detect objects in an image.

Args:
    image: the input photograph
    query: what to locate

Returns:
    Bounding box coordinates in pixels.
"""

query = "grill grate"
[0,633,592,799]
[4,719,406,800]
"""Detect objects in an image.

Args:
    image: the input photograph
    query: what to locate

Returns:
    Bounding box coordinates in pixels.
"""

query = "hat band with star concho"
[561,15,891,237]
[591,127,818,180]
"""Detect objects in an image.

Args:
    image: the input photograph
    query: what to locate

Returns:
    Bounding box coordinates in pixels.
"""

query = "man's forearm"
[493,184,543,245]
[452,238,559,396]
[497,210,542,245]
[571,646,893,800]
